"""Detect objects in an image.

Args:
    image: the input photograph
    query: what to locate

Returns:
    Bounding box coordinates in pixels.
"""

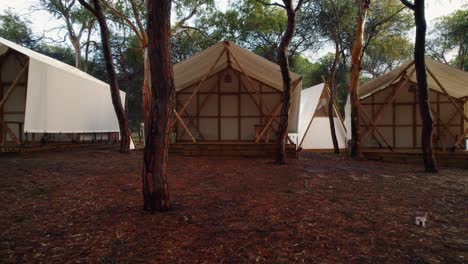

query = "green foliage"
[428,7,468,70]
[0,9,37,48]
[195,0,319,61]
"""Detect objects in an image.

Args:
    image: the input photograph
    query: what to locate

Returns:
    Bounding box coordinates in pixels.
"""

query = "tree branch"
[77,0,97,17]
[256,0,286,9]
[400,0,415,10]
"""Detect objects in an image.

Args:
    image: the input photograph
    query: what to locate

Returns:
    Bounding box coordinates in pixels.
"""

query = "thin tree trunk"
[275,0,299,165]
[328,38,340,154]
[348,0,370,160]
[143,48,151,127]
[71,38,82,70]
[78,0,131,153]
[142,0,174,211]
[84,21,94,73]
[413,0,437,172]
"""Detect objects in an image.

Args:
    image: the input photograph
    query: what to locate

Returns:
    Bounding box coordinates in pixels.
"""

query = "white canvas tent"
[173,41,302,143]
[297,83,347,151]
[0,37,131,151]
[345,57,468,150]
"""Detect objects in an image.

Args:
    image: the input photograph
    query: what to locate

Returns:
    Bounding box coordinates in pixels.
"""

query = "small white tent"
[0,37,131,151]
[297,83,347,151]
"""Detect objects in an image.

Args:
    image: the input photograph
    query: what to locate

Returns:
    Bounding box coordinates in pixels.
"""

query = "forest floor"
[0,148,467,263]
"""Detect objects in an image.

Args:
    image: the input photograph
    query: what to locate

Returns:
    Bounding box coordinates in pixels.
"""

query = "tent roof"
[0,37,109,88]
[174,41,302,92]
[360,57,468,99]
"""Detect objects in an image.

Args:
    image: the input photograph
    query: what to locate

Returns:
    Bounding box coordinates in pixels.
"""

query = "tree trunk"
[413,0,437,172]
[142,0,174,211]
[348,0,370,160]
[328,38,340,154]
[143,47,151,129]
[78,0,131,153]
[83,21,94,73]
[275,1,298,165]
[71,38,82,70]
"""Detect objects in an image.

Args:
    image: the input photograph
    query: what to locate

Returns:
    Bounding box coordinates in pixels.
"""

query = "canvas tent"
[0,37,130,151]
[173,41,302,143]
[345,57,468,151]
[297,83,347,151]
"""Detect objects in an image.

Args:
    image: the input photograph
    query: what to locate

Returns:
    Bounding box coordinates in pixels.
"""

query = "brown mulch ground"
[0,148,467,263]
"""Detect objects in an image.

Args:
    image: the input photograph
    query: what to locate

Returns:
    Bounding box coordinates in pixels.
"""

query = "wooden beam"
[173,109,196,143]
[255,78,302,143]
[362,67,416,139]
[1,121,20,145]
[360,105,393,150]
[426,66,468,124]
[0,60,29,108]
[176,101,205,141]
[173,48,227,127]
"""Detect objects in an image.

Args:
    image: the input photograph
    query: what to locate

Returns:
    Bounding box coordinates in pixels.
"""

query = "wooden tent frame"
[172,42,301,144]
[358,62,467,151]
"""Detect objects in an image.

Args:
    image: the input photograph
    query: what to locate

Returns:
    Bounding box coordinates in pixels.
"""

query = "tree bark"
[142,0,174,211]
[71,37,82,70]
[348,0,371,160]
[143,48,151,127]
[328,38,340,154]
[275,0,301,165]
[412,0,438,172]
[78,0,131,153]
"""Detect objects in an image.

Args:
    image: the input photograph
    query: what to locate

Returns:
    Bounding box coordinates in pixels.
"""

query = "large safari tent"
[0,37,128,152]
[345,57,468,152]
[297,83,347,151]
[171,41,302,155]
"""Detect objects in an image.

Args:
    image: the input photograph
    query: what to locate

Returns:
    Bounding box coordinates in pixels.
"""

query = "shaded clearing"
[0,149,466,263]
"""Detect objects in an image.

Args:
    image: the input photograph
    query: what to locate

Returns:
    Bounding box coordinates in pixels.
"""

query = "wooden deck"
[170,142,298,158]
[362,148,468,169]
[0,141,120,153]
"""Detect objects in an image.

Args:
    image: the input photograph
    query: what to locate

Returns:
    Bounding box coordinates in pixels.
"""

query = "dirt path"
[0,149,466,263]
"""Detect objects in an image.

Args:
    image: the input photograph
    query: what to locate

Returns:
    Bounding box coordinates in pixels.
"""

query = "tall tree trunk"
[143,48,151,129]
[71,37,82,70]
[328,38,340,154]
[78,0,131,153]
[413,0,437,172]
[275,0,299,165]
[142,0,174,211]
[83,21,94,73]
[348,0,370,160]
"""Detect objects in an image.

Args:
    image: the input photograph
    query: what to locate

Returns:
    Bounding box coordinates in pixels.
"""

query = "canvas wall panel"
[220,95,238,116]
[300,118,346,150]
[395,105,413,125]
[240,94,259,116]
[199,118,218,140]
[241,117,260,140]
[24,59,124,133]
[199,94,218,116]
[220,118,238,140]
[395,127,412,148]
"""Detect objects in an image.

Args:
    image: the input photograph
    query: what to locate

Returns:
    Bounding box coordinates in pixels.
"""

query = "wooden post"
[173,109,196,143]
